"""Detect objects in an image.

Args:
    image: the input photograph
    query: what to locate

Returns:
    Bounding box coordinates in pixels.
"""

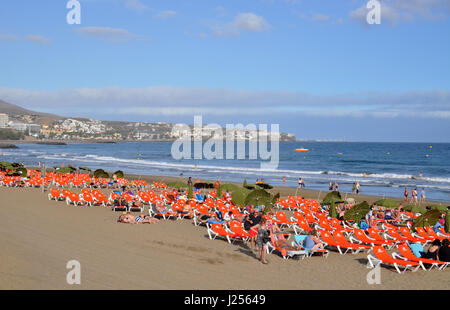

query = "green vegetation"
[193,182,214,189]
[220,183,239,193]
[56,166,77,174]
[187,184,193,200]
[402,205,427,215]
[374,198,399,209]
[256,183,273,190]
[231,187,252,207]
[0,161,28,176]
[0,161,14,171]
[344,201,370,224]
[329,202,338,218]
[321,191,344,206]
[0,128,24,140]
[113,170,124,178]
[79,167,92,173]
[167,180,188,189]
[93,169,109,178]
[428,204,448,212]
[411,210,441,232]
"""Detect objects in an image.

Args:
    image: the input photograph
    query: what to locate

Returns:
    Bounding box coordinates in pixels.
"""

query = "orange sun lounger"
[367,246,425,274]
[394,244,449,271]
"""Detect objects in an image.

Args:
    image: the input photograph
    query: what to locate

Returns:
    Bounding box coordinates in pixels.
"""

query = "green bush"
[0,161,14,171]
[428,204,448,212]
[0,128,24,140]
[193,182,214,189]
[231,188,252,207]
[329,202,338,218]
[374,198,399,209]
[411,210,441,232]
[322,191,344,206]
[256,183,273,190]
[343,201,370,223]
[187,184,193,199]
[220,183,239,192]
[113,170,124,178]
[94,169,109,178]
[167,180,188,189]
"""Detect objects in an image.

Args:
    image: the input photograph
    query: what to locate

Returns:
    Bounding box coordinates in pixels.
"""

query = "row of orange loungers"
[47,184,450,271]
[5,170,449,273]
[274,196,450,272]
[0,169,167,189]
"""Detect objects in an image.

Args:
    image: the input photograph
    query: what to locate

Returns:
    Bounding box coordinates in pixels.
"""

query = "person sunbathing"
[268,222,288,242]
[154,200,168,215]
[274,237,302,251]
[119,212,159,224]
[422,239,441,260]
[303,230,325,252]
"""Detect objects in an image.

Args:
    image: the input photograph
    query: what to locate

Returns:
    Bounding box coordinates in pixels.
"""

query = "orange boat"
[295,148,309,152]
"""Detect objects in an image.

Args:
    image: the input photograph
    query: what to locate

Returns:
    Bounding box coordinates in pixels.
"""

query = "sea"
[1,141,449,202]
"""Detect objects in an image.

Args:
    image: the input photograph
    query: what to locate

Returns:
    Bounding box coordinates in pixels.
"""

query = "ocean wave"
[32,153,450,185]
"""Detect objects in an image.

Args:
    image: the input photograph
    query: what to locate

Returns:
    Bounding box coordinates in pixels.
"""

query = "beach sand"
[1,184,449,290]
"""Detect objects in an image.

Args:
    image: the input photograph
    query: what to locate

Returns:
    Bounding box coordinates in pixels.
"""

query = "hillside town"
[0,111,296,142]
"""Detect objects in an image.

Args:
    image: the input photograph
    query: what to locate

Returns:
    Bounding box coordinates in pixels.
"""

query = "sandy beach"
[1,181,449,290]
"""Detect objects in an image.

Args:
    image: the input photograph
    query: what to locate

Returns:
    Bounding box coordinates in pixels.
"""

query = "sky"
[0,0,449,142]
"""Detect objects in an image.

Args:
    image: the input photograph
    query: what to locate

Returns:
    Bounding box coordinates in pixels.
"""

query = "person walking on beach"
[420,188,426,203]
[299,178,305,188]
[282,176,286,185]
[256,218,270,264]
[334,182,339,192]
[187,177,193,186]
[356,182,360,195]
[404,187,409,202]
[329,181,333,191]
[352,182,356,194]
[410,188,418,204]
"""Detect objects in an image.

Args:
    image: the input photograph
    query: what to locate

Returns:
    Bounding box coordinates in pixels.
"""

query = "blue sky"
[0,0,450,142]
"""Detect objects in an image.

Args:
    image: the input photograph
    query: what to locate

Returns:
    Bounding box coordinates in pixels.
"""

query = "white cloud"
[349,0,449,26]
[25,34,52,44]
[0,34,19,43]
[0,86,449,119]
[125,0,150,13]
[154,10,177,19]
[212,13,270,37]
[75,26,147,42]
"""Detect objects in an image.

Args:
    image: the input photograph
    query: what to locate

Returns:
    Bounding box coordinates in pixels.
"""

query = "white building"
[0,113,8,128]
[9,122,28,131]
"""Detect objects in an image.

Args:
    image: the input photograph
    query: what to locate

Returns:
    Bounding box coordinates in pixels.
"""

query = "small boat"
[295,148,309,152]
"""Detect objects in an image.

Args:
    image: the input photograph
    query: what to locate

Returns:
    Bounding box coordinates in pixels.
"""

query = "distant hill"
[0,99,64,125]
